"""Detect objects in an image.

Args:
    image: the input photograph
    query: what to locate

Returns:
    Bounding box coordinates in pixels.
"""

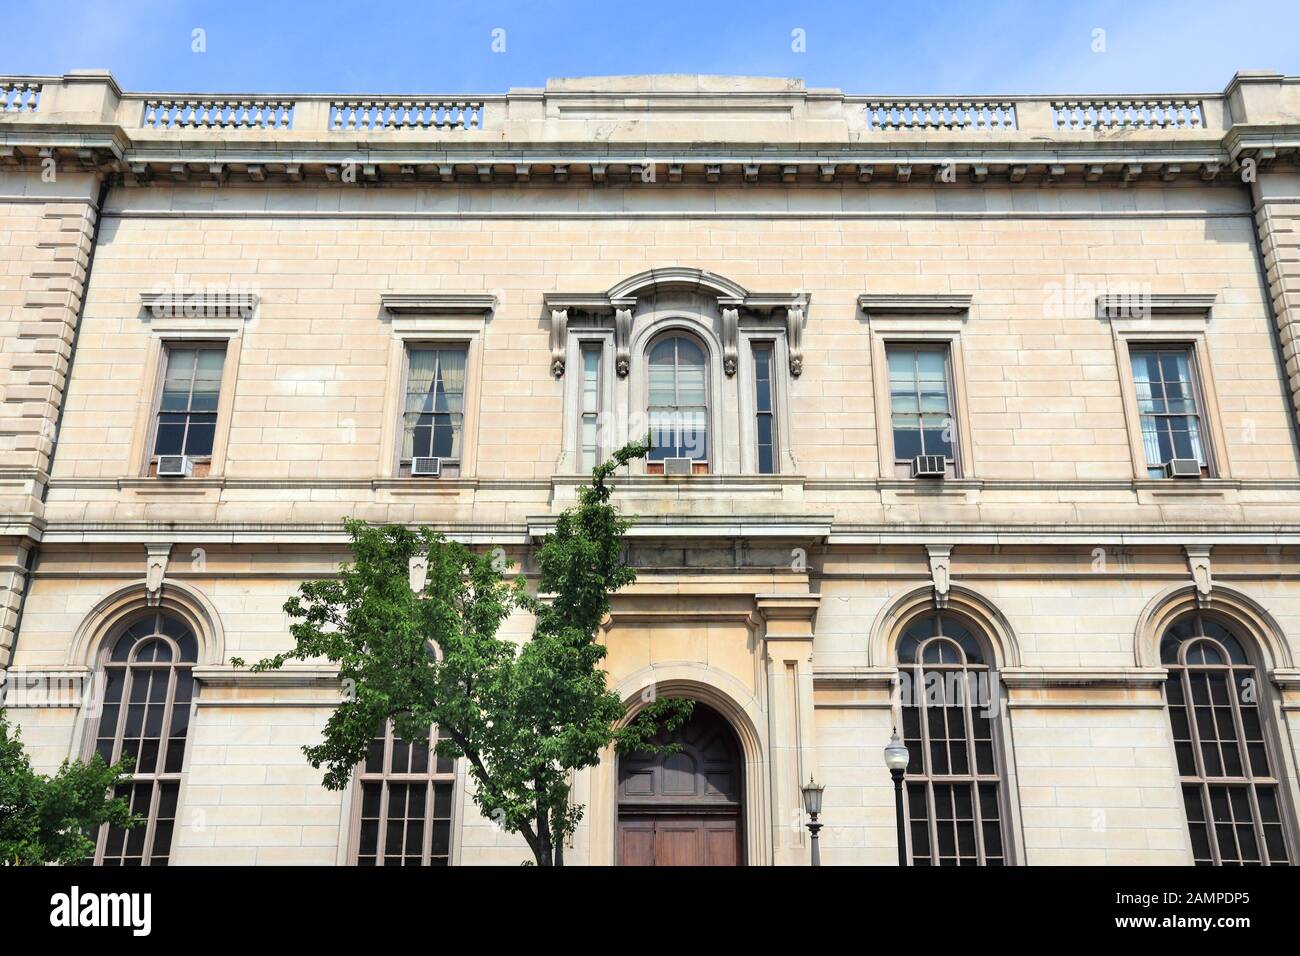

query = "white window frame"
[863,302,975,480]
[1112,324,1230,481]
[130,319,243,479]
[559,329,616,474]
[380,318,485,480]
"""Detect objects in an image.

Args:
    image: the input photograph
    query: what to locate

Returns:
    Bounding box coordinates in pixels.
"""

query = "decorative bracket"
[1185,545,1213,607]
[409,554,428,594]
[614,307,633,377]
[927,545,953,609]
[549,309,568,377]
[786,302,807,377]
[721,307,739,376]
[145,544,172,606]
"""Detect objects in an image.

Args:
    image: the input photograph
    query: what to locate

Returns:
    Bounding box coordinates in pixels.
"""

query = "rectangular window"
[888,345,956,476]
[753,343,776,474]
[402,346,467,467]
[579,343,602,473]
[153,345,225,460]
[355,724,456,866]
[1130,347,1209,478]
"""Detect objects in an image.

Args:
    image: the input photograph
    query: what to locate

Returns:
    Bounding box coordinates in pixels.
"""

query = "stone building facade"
[2,70,1300,865]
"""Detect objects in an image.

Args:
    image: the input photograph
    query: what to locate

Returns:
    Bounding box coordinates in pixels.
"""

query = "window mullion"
[964,668,986,864]
[141,779,161,865]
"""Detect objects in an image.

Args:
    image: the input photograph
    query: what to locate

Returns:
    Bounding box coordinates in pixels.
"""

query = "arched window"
[90,612,197,865]
[647,333,709,473]
[353,722,456,866]
[1162,615,1292,865]
[896,613,1007,865]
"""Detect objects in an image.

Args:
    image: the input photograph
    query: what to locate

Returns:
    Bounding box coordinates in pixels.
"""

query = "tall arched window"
[896,612,1007,865]
[1162,615,1292,865]
[90,612,197,865]
[353,722,457,865]
[647,333,709,474]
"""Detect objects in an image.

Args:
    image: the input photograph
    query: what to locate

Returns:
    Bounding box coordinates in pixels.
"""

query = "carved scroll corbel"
[786,301,807,377]
[549,309,568,377]
[615,307,633,377]
[145,544,172,606]
[927,545,952,609]
[721,307,739,376]
[1185,545,1213,607]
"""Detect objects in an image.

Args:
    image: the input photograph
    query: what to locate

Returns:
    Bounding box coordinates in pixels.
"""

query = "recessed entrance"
[616,701,744,866]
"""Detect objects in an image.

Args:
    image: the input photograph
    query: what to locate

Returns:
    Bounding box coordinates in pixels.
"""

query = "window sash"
[1130,347,1208,477]
[91,620,193,866]
[354,724,456,866]
[887,346,956,467]
[1165,634,1290,865]
[579,344,602,472]
[153,346,225,458]
[753,343,776,474]
[647,336,709,463]
[898,635,1006,866]
[402,347,467,461]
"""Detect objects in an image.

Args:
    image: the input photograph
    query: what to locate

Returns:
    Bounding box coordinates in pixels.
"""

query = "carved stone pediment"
[545,267,808,377]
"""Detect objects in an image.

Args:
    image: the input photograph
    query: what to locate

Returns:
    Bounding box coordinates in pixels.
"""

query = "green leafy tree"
[252,440,691,865]
[0,708,137,865]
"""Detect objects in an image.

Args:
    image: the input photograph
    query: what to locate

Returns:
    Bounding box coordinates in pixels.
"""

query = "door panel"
[617,815,740,866]
[617,819,656,866]
[703,818,740,866]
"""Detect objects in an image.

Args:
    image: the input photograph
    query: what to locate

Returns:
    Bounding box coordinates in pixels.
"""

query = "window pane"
[893,426,922,461]
[183,417,216,456]
[153,416,186,456]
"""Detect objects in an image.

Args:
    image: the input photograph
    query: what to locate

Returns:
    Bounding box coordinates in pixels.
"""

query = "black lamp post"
[883,730,910,866]
[801,775,825,866]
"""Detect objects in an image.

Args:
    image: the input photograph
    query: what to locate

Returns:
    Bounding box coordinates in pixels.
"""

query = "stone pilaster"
[757,593,819,866]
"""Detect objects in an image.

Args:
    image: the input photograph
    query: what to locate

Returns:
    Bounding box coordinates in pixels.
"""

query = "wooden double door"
[616,702,744,866]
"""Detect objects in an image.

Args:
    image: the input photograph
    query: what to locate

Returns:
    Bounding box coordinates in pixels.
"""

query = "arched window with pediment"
[88,611,198,865]
[1161,614,1293,865]
[896,612,1009,865]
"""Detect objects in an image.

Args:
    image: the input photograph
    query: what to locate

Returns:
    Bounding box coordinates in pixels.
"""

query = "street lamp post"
[801,775,826,867]
[883,730,910,867]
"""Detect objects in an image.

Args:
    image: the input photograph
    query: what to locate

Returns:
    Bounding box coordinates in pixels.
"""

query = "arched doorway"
[616,702,744,865]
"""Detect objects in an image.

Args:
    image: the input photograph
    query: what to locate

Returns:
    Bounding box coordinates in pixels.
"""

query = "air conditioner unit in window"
[411,456,442,477]
[911,455,947,479]
[156,455,193,478]
[662,457,694,476]
[1165,458,1201,479]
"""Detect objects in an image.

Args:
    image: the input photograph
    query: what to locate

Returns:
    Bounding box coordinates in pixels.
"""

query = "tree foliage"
[253,440,691,865]
[0,708,137,866]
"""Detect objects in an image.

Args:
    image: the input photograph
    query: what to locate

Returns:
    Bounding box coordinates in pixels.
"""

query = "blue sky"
[4,0,1297,94]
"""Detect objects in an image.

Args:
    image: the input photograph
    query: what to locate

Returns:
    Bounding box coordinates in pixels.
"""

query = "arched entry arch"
[617,701,745,865]
[587,669,771,866]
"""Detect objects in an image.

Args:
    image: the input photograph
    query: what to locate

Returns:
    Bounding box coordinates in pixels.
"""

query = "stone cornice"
[380,292,497,315]
[811,667,896,690]
[999,667,1169,689]
[858,294,973,314]
[4,71,1297,187]
[191,664,341,689]
[31,517,1300,547]
[1096,292,1218,319]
